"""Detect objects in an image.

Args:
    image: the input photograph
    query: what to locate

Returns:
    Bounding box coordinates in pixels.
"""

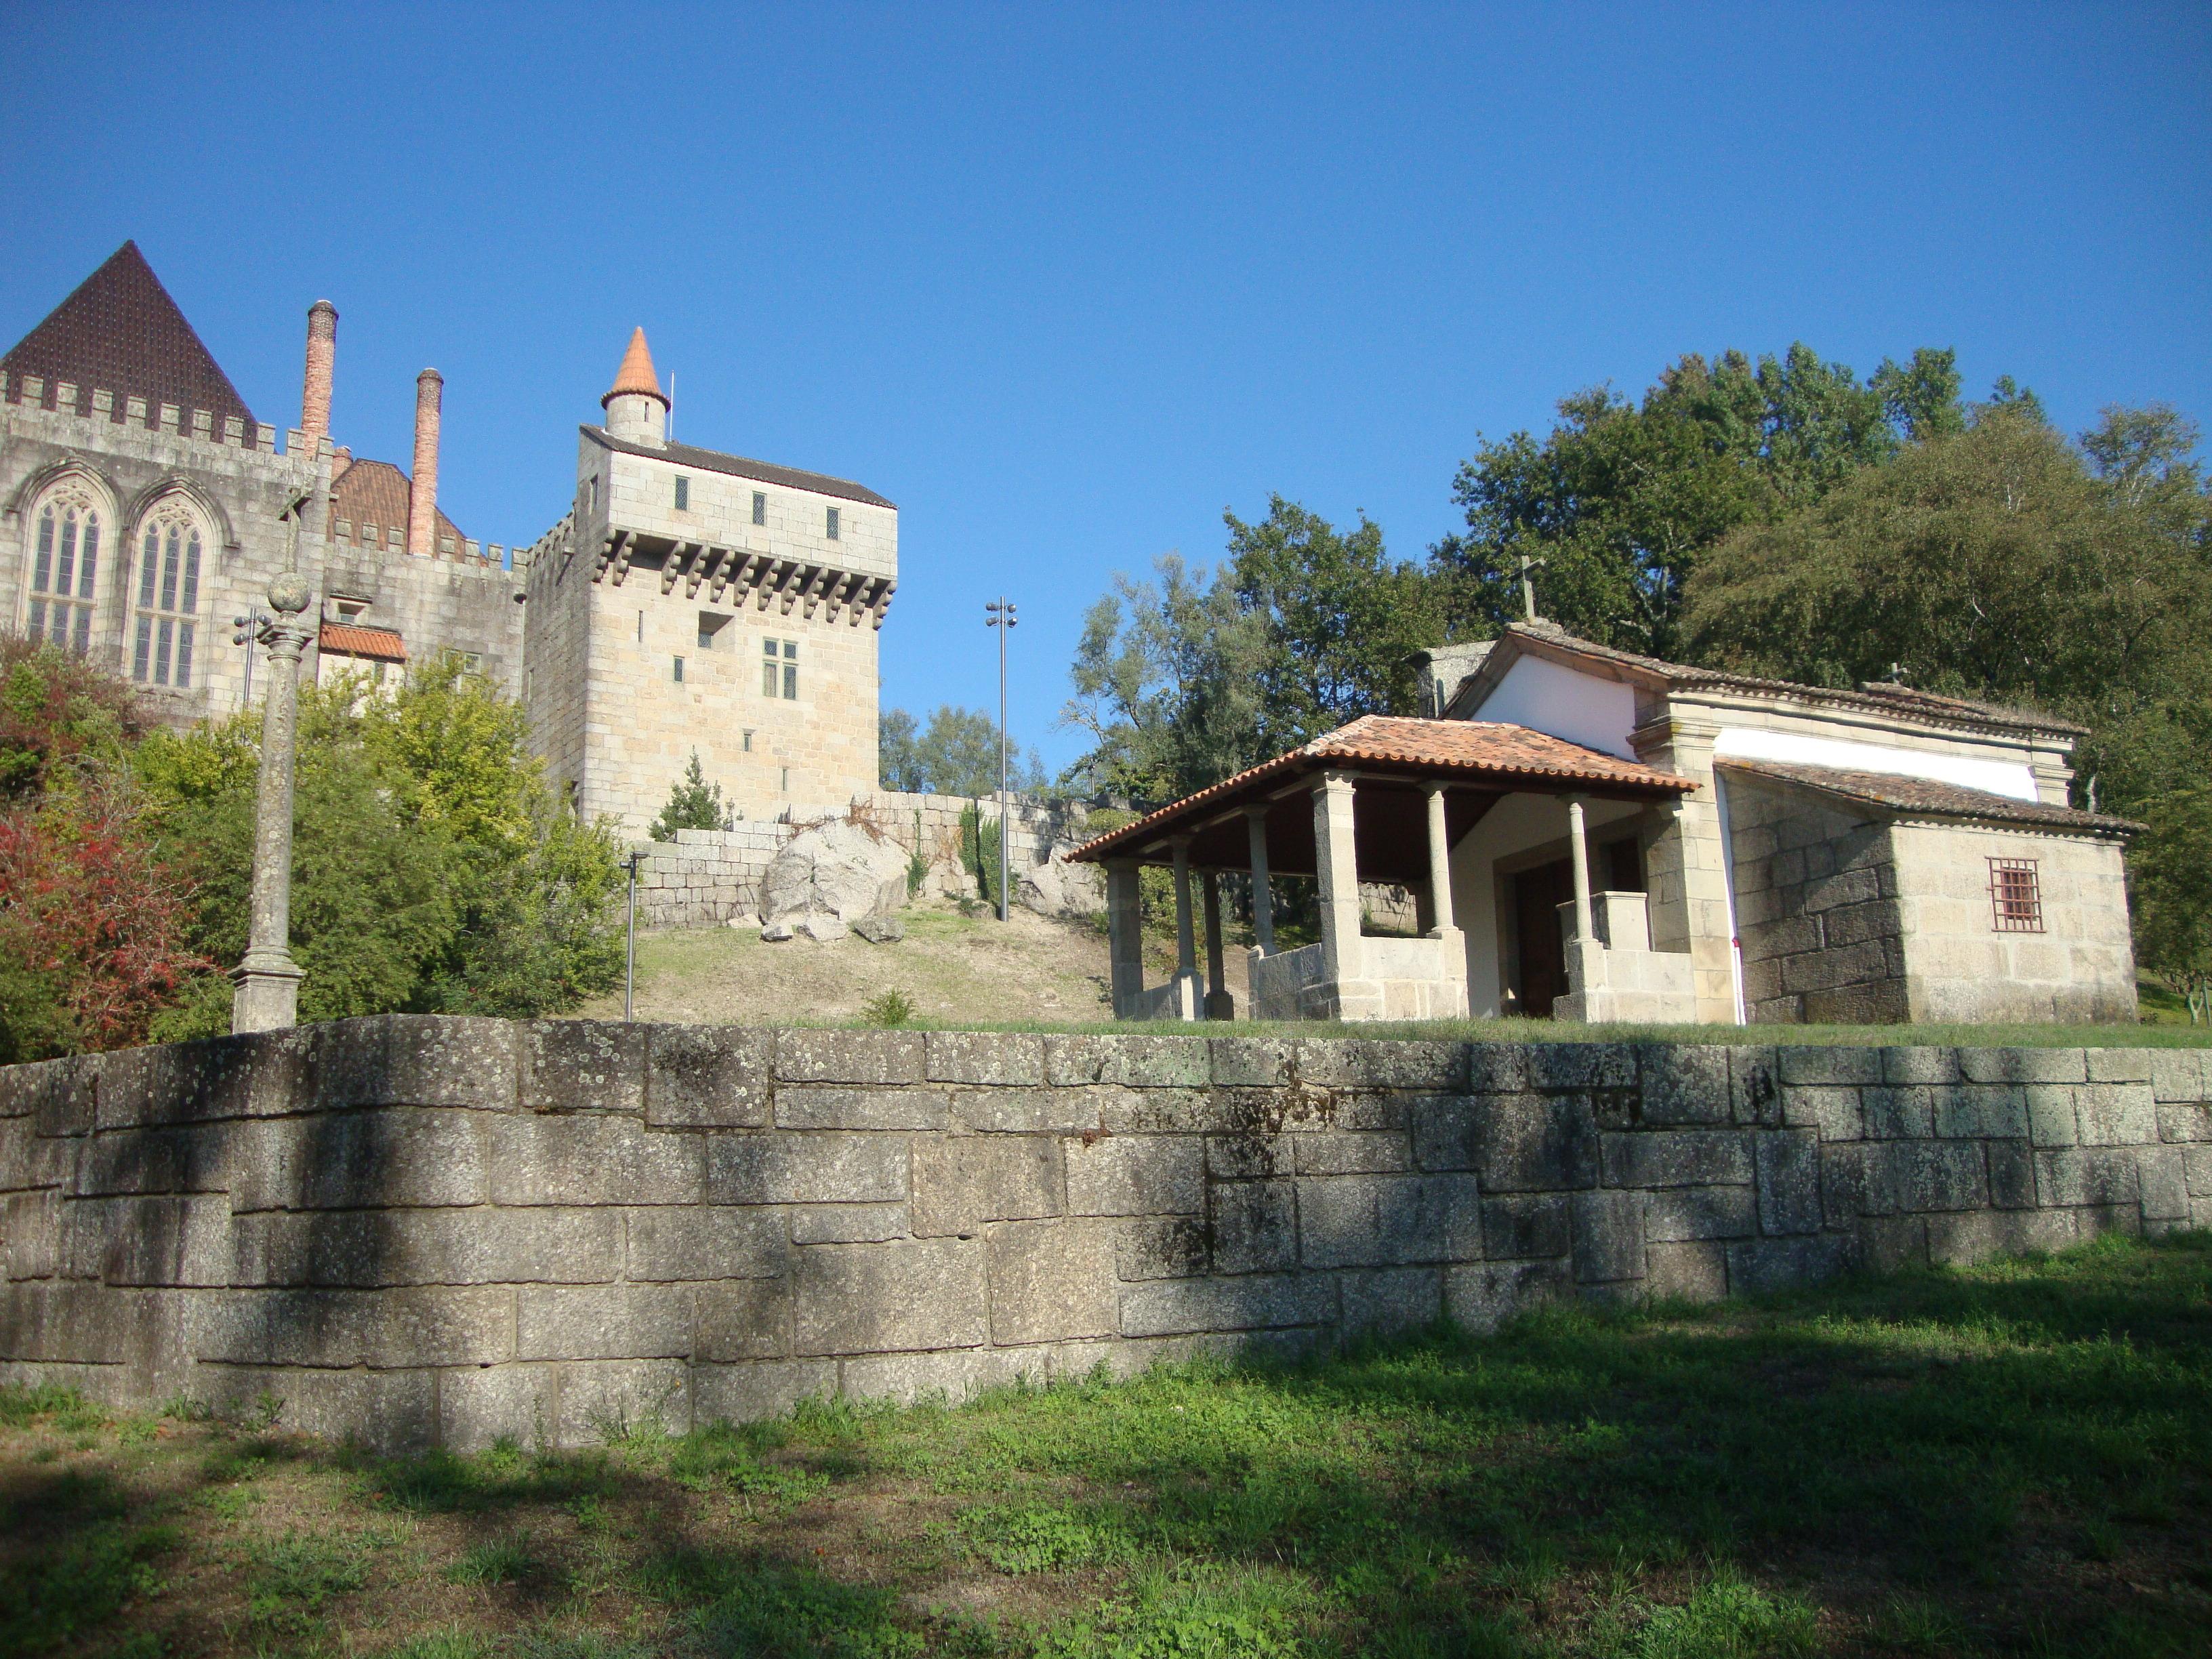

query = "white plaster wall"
[1467,655,1638,758]
[1711,726,2037,802]
[1447,792,1643,1017]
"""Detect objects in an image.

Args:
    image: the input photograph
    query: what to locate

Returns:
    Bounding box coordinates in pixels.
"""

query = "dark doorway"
[1512,858,1576,1018]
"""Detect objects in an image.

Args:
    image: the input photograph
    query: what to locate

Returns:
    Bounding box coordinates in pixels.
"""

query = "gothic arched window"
[26,493,102,655]
[131,506,205,689]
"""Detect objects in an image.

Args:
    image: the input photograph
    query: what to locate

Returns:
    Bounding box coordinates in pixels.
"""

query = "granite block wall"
[1,1017,2203,1450]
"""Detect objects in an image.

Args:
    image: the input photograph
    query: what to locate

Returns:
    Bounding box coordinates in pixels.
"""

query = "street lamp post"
[624,848,644,1020]
[985,598,1017,922]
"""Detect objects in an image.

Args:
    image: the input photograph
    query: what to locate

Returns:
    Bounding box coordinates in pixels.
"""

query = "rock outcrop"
[758,819,909,942]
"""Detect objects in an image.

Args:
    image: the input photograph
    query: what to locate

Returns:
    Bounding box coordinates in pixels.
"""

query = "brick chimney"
[300,300,337,445]
[407,368,442,557]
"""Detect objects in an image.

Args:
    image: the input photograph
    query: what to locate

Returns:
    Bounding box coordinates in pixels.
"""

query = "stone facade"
[3,1017,2202,1450]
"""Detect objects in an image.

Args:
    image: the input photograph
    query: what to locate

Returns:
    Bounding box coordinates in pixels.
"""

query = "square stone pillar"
[1202,869,1234,1021]
[1106,859,1144,1018]
[1633,718,1740,1023]
[1245,806,1275,956]
[1313,772,1362,985]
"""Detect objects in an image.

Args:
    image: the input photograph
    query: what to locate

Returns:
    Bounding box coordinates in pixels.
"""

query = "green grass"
[2,1233,2208,1655]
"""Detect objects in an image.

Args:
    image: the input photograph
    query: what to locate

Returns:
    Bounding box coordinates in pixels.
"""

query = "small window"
[637,611,644,643]
[825,506,840,541]
[674,476,689,510]
[761,636,799,699]
[588,476,599,510]
[1989,859,2043,933]
[673,655,686,683]
[752,491,766,526]
[698,611,730,651]
[742,730,754,752]
[460,652,483,675]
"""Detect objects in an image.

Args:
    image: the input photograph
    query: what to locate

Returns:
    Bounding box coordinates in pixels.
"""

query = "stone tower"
[517,331,898,832]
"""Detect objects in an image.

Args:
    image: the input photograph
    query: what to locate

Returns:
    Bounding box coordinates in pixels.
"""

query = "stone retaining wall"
[1,1018,2204,1450]
[633,792,1093,927]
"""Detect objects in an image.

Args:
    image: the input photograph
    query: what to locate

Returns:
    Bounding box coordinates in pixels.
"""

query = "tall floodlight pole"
[985,598,1017,922]
[624,849,644,1020]
[230,480,323,1033]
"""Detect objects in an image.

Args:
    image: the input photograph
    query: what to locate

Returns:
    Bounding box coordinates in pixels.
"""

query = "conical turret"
[602,327,668,447]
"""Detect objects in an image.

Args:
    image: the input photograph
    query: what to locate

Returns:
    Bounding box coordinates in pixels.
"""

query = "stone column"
[230,473,327,1033]
[1105,860,1143,1018]
[1566,795,1595,945]
[1202,869,1233,1020]
[407,368,443,557]
[1425,785,1456,935]
[1170,837,1197,977]
[1244,806,1275,955]
[1313,771,1362,984]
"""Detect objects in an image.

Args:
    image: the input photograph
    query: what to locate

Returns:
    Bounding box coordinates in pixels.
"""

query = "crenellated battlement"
[1,371,283,455]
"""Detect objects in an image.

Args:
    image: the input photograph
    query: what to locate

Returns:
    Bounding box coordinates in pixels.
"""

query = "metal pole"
[985,597,1017,922]
[624,850,642,1020]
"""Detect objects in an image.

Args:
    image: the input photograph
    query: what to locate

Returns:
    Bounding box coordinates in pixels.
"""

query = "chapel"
[1073,621,2139,1027]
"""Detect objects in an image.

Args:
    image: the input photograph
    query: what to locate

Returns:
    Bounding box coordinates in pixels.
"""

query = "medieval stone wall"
[630,794,1095,928]
[2,1018,2201,1451]
[1726,780,1910,1024]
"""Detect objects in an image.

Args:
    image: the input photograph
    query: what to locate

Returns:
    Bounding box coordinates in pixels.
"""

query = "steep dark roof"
[1720,760,2139,836]
[1460,623,2087,740]
[582,426,895,510]
[1,241,256,430]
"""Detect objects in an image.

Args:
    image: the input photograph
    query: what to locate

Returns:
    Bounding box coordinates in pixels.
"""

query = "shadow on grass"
[5,1235,2209,1658]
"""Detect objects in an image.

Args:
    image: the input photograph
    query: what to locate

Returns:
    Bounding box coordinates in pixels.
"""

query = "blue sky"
[3,4,2206,771]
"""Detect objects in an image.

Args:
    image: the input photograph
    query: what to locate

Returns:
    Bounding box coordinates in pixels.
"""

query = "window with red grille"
[1988,858,2043,933]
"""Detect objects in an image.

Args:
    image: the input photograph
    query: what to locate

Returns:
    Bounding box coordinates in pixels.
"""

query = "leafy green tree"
[140,659,623,1038]
[1064,553,1267,802]
[1225,495,1443,752]
[650,750,732,840]
[1432,344,1958,653]
[0,634,145,801]
[879,705,1042,798]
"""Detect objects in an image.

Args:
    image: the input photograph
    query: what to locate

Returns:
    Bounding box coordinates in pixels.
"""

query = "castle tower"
[602,328,668,448]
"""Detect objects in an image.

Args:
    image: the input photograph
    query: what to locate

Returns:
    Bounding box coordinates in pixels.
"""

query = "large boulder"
[1019,842,1106,920]
[758,819,909,942]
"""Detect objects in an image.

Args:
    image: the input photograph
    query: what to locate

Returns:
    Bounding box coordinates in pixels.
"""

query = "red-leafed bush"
[0,789,210,1061]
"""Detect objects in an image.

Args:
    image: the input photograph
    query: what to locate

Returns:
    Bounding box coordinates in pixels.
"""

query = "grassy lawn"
[5,1235,2209,1658]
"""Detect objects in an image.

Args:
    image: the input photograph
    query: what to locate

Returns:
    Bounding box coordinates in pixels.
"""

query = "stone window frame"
[23,481,106,656]
[1988,857,2043,933]
[761,636,799,700]
[129,497,210,690]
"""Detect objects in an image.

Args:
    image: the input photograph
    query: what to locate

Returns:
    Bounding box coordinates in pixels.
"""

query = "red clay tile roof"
[1720,760,2140,836]
[329,457,471,554]
[1069,714,1695,863]
[1,241,255,430]
[603,327,667,406]
[1483,623,2087,739]
[320,623,407,663]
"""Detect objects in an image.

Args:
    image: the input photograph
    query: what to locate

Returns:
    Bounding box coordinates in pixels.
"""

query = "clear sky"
[3,3,2206,772]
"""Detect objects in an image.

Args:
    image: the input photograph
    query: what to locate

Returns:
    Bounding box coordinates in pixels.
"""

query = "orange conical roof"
[601,327,667,407]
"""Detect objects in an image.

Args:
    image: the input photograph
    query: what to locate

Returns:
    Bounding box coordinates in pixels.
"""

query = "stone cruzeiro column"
[230,470,326,1033]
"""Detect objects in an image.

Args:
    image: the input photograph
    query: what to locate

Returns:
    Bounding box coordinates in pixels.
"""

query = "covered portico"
[1068,715,1700,1024]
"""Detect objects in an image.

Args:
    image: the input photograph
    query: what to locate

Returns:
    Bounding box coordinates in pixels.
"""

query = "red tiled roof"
[329,457,471,554]
[319,623,407,663]
[603,327,666,406]
[1481,623,2087,739]
[1,241,256,430]
[1069,714,1695,863]
[1720,760,2140,836]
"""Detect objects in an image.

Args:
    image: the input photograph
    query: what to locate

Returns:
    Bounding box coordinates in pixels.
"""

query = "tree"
[0,634,145,800]
[0,785,209,1063]
[651,750,732,840]
[1432,344,1958,653]
[1225,495,1443,753]
[878,705,1043,799]
[138,659,624,1038]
